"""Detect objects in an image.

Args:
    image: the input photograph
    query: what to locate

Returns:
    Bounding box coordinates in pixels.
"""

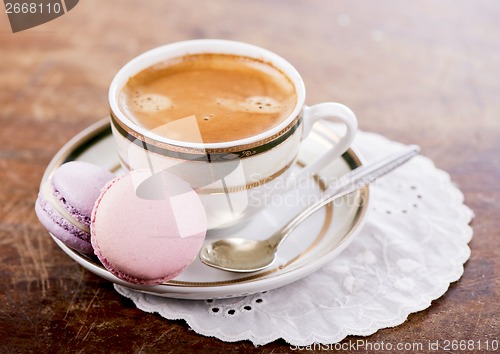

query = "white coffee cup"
[109,39,357,229]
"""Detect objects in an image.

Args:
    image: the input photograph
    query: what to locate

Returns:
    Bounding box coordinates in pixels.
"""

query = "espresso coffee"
[119,53,297,144]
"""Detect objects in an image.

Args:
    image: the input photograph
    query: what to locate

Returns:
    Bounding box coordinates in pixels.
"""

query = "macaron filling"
[36,195,91,243]
[42,180,90,234]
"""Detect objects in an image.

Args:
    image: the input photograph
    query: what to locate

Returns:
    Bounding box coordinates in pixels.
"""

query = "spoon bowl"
[200,238,276,272]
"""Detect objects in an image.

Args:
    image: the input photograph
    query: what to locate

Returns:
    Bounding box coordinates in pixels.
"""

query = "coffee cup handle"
[292,102,358,180]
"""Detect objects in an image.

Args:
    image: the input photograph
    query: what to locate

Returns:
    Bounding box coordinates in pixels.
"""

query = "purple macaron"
[35,161,115,255]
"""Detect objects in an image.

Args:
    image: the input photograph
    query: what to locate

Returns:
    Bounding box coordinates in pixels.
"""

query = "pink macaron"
[91,169,207,285]
[35,161,115,255]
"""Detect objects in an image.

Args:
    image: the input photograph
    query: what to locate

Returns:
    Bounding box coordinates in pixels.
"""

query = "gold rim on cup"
[110,111,302,162]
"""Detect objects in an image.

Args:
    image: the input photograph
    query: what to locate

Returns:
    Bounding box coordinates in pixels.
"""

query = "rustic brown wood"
[1,0,498,352]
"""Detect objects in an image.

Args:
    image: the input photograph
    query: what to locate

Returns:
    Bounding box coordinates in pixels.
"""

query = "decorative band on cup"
[118,153,292,194]
[110,112,301,161]
[191,162,292,194]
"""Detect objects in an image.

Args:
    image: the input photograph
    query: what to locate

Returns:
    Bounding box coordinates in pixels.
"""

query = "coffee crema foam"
[119,53,297,144]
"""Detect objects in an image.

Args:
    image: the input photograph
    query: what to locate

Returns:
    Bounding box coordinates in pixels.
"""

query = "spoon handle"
[268,145,420,248]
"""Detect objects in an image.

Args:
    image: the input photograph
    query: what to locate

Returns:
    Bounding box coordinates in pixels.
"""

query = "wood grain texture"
[0,0,498,352]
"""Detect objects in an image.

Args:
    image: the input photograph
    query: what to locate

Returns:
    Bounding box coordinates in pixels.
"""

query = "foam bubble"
[241,96,281,113]
[216,96,281,114]
[133,94,172,112]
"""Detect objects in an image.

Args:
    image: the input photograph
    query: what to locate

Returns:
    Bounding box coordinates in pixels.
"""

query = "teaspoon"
[199,145,420,272]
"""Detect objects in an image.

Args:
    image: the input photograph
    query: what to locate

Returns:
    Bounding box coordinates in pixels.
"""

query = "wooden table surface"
[1,0,498,352]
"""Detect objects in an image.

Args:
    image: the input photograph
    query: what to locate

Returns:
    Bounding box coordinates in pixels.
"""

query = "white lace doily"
[114,129,474,346]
